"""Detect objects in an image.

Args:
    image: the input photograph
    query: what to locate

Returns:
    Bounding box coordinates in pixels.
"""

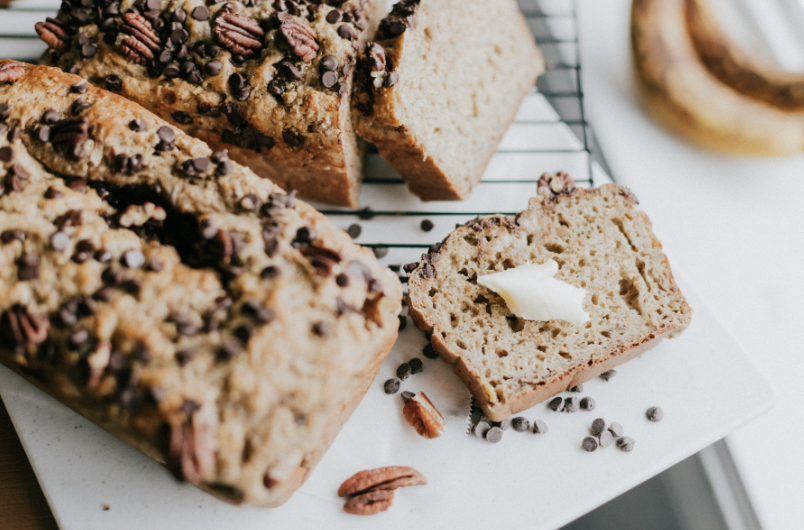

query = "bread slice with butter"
[406,173,692,421]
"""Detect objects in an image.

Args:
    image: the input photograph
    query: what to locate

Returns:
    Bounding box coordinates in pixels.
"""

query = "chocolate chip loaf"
[352,0,544,201]
[407,173,691,421]
[36,0,385,207]
[0,61,401,506]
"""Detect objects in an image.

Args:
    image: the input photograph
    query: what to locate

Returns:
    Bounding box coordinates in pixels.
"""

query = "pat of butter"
[477,260,590,325]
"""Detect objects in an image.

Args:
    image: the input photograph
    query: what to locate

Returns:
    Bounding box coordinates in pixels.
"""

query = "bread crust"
[631,0,804,156]
[0,60,402,506]
[353,0,543,201]
[407,182,691,421]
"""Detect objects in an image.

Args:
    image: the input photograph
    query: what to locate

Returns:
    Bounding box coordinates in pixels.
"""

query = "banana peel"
[631,0,804,156]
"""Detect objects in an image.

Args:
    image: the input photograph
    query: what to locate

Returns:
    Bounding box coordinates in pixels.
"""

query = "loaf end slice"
[352,0,544,201]
[407,174,691,421]
[36,0,386,207]
[0,61,401,507]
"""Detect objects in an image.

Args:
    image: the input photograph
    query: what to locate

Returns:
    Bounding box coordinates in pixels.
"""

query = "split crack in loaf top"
[36,0,386,207]
[0,61,401,507]
[406,174,691,421]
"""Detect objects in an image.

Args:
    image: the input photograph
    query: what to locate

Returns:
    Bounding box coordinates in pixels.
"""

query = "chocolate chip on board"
[532,419,548,434]
[408,357,423,374]
[422,343,438,359]
[591,418,606,436]
[646,406,664,422]
[563,396,579,413]
[346,223,362,239]
[580,397,596,411]
[398,315,407,331]
[548,396,564,412]
[396,362,411,381]
[486,426,503,443]
[400,391,414,404]
[383,378,400,394]
[598,430,614,448]
[608,422,624,438]
[582,436,598,452]
[420,219,434,232]
[474,420,491,439]
[617,436,636,452]
[569,384,584,393]
[600,370,617,381]
[511,417,529,432]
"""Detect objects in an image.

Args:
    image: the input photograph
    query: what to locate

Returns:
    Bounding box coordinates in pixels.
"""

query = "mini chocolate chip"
[105,75,122,92]
[218,339,243,360]
[646,406,664,422]
[81,43,98,58]
[346,223,361,239]
[498,419,511,431]
[383,378,400,394]
[44,187,62,199]
[0,103,9,121]
[157,126,176,143]
[71,79,88,94]
[398,315,407,330]
[385,72,399,87]
[175,349,195,366]
[171,28,189,44]
[608,422,624,437]
[36,126,50,142]
[50,231,70,251]
[8,125,20,142]
[260,265,280,279]
[337,23,354,39]
[548,396,564,412]
[422,343,438,359]
[123,249,146,269]
[233,323,254,343]
[1,229,24,244]
[532,419,548,434]
[401,390,415,403]
[205,60,223,76]
[420,219,434,232]
[321,55,338,72]
[321,71,338,88]
[191,6,209,20]
[509,417,528,432]
[570,384,584,393]
[69,327,90,348]
[0,146,12,162]
[16,252,40,280]
[582,436,598,452]
[591,418,606,436]
[600,370,617,381]
[43,110,61,124]
[580,397,596,411]
[486,426,503,443]
[240,194,259,211]
[171,111,192,125]
[564,397,579,413]
[475,420,491,439]
[598,430,614,448]
[335,273,349,287]
[95,250,112,263]
[326,9,341,23]
[312,321,330,337]
[282,130,304,147]
[129,118,146,132]
[396,362,411,380]
[408,357,423,374]
[242,301,275,324]
[164,63,180,78]
[617,436,635,452]
[372,246,388,258]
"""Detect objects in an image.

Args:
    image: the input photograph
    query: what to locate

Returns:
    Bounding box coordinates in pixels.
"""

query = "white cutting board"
[0,272,774,530]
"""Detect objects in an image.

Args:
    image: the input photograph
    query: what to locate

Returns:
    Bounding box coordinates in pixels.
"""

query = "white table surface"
[578,2,804,528]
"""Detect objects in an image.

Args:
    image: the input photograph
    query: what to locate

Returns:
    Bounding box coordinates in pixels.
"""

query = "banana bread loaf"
[36,0,385,207]
[352,0,544,201]
[0,60,401,506]
[407,173,691,421]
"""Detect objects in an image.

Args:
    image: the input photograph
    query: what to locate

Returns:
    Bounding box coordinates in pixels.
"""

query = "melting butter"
[477,260,590,325]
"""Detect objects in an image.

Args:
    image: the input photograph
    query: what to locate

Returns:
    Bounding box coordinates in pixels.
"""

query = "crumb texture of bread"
[407,179,691,421]
[0,61,401,507]
[37,0,386,207]
[352,0,544,201]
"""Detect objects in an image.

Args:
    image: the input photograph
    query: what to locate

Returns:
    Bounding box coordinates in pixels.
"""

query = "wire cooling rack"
[0,0,613,281]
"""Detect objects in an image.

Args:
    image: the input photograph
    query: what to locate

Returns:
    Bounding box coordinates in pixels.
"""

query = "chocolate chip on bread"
[0,60,402,507]
[407,173,691,421]
[352,0,544,201]
[36,0,386,207]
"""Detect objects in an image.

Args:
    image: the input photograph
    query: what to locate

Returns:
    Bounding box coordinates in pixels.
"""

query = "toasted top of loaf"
[0,61,401,506]
[37,0,385,206]
[407,173,691,421]
[352,0,543,201]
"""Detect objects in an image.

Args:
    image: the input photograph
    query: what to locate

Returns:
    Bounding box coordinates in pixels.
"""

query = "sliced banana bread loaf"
[0,61,401,506]
[407,173,691,421]
[36,0,385,207]
[352,0,543,201]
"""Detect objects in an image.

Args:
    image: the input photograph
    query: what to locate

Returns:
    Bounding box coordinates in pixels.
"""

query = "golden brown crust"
[0,60,402,506]
[631,0,804,156]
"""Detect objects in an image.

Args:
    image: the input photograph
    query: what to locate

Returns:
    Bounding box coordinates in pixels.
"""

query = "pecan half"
[537,171,576,198]
[280,18,319,62]
[120,12,161,51]
[1,305,49,346]
[167,414,215,485]
[402,391,445,438]
[0,62,26,85]
[343,490,395,515]
[50,116,89,159]
[214,13,265,59]
[34,18,72,53]
[338,466,427,497]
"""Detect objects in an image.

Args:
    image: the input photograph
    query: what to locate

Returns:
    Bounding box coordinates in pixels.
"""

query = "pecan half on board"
[338,466,426,515]
[402,391,445,438]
